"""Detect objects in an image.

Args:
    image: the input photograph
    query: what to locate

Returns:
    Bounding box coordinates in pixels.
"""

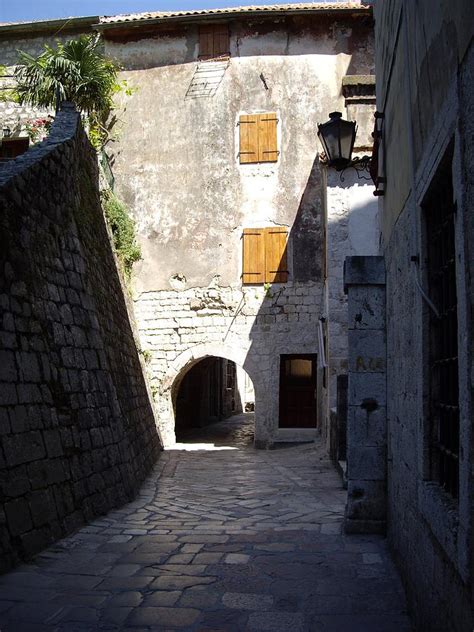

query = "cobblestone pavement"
[0,414,413,631]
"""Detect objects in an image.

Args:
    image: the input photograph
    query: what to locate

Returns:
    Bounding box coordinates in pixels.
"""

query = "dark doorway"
[175,357,244,440]
[279,354,318,428]
[0,137,29,162]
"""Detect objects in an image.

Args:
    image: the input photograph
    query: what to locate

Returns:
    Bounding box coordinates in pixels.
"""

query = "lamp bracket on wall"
[339,155,372,182]
[317,111,385,193]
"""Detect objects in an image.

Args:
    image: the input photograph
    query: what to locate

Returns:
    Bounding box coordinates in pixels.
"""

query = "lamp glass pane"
[319,120,341,162]
[339,120,356,161]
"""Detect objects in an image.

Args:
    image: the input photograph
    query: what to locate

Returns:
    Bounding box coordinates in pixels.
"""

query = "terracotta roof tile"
[99,3,370,26]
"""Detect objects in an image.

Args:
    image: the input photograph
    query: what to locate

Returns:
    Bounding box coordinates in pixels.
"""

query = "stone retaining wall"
[0,105,161,573]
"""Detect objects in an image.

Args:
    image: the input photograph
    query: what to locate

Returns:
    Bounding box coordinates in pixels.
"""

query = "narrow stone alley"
[0,415,412,631]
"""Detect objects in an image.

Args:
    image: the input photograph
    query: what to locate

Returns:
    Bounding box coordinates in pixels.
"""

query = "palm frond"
[14,35,119,119]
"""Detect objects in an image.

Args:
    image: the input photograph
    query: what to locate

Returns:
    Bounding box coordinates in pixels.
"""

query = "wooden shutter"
[239,115,259,164]
[242,229,265,284]
[213,24,230,57]
[265,227,288,283]
[199,24,229,59]
[258,113,278,162]
[199,26,215,59]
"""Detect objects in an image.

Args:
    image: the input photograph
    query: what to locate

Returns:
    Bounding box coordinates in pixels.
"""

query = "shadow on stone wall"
[0,104,162,573]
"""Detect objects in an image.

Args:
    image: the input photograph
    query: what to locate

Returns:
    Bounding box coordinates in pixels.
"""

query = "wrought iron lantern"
[2,126,11,138]
[317,111,356,170]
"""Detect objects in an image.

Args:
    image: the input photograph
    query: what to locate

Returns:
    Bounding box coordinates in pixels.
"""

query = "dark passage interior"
[174,357,253,441]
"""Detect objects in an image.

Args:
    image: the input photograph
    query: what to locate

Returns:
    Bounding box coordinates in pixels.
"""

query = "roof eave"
[95,7,372,32]
[0,15,99,38]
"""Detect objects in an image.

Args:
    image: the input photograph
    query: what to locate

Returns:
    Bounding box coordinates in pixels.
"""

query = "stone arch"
[157,343,261,447]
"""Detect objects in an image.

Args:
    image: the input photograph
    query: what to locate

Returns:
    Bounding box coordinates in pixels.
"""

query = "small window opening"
[424,141,459,499]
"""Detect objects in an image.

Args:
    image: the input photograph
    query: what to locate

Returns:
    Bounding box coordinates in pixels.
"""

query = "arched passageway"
[173,356,255,444]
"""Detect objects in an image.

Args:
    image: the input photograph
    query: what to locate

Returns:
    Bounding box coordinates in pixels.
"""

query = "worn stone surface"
[0,415,412,631]
[344,257,387,534]
[326,174,380,419]
[0,107,161,573]
[374,2,474,629]
[134,281,326,447]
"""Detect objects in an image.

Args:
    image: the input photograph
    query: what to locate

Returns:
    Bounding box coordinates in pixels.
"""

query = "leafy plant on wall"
[14,36,142,280]
[14,35,133,150]
[101,191,142,281]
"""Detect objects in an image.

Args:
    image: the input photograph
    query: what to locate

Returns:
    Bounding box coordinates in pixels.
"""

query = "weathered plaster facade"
[373,1,474,629]
[100,7,375,446]
[0,5,378,449]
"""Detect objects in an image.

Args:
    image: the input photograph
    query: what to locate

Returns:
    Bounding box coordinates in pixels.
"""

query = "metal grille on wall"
[424,142,459,498]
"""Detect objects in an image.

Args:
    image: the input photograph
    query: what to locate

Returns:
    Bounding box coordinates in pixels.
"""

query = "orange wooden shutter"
[242,229,265,284]
[213,24,230,57]
[258,113,278,162]
[265,227,288,283]
[199,26,214,59]
[239,115,259,164]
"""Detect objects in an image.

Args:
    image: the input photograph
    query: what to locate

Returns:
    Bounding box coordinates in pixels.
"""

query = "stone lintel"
[344,256,385,292]
[342,75,376,99]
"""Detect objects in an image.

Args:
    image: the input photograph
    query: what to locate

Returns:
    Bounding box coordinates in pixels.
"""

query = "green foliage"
[14,35,126,148]
[15,35,118,115]
[102,191,141,280]
[139,349,152,364]
[0,64,19,103]
[0,89,19,103]
[86,119,104,151]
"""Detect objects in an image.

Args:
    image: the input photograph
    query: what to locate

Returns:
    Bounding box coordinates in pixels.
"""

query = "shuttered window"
[199,24,230,60]
[239,113,278,164]
[242,227,288,285]
[264,227,288,283]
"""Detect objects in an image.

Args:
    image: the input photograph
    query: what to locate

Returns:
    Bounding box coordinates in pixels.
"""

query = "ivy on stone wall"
[102,191,141,280]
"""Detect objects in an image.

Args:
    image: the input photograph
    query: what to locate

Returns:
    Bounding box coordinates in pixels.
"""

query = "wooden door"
[279,355,317,428]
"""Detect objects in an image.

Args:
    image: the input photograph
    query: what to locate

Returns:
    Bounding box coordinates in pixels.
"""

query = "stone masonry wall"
[135,281,323,447]
[0,105,161,573]
[373,2,474,629]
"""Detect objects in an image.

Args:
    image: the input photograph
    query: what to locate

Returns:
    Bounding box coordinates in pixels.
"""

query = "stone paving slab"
[0,414,413,631]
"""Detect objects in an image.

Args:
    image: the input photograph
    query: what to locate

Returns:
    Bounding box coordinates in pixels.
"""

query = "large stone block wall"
[344,256,387,535]
[384,198,472,632]
[0,105,161,573]
[373,2,474,629]
[134,281,323,447]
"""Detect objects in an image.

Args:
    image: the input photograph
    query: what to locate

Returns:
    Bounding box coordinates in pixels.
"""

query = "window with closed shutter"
[242,229,265,284]
[264,227,288,283]
[239,113,278,164]
[242,227,288,285]
[199,24,230,60]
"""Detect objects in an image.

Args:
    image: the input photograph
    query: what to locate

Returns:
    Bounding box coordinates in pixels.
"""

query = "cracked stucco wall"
[104,15,375,445]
